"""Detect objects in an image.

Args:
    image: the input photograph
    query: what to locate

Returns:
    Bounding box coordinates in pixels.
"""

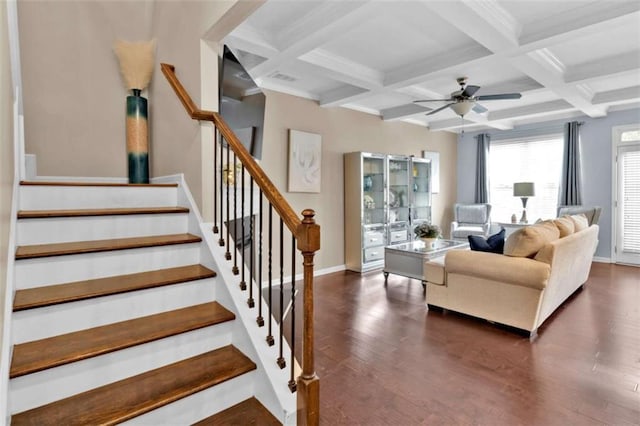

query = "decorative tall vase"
[126,89,149,183]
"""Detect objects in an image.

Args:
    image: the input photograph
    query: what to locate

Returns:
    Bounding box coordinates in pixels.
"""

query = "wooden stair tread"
[13,264,216,311]
[193,397,281,426]
[10,302,235,378]
[15,233,201,259]
[11,345,255,426]
[18,206,189,218]
[20,180,178,187]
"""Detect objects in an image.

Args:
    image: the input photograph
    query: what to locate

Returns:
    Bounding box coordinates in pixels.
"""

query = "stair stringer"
[158,173,296,425]
[0,173,19,423]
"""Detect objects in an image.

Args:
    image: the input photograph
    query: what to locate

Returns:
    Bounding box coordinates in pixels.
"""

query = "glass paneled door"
[387,155,410,244]
[614,127,640,266]
[410,157,432,238]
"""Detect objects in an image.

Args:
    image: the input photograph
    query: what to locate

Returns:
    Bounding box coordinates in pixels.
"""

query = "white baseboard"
[593,256,612,263]
[263,264,346,288]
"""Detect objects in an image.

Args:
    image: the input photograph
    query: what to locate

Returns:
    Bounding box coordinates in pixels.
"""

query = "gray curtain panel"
[475,133,490,203]
[559,121,583,206]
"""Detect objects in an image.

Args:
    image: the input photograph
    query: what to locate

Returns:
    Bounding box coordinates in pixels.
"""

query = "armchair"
[557,205,602,226]
[451,203,492,241]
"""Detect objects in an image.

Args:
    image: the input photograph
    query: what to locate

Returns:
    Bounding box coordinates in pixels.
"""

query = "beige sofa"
[424,215,599,337]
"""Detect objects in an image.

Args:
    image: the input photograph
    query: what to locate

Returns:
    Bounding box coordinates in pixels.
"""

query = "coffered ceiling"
[222,0,640,133]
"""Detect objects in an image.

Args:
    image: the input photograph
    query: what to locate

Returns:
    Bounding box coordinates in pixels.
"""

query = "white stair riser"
[12,278,217,343]
[19,186,178,210]
[9,323,234,414]
[121,371,256,425]
[14,244,201,289]
[17,214,189,245]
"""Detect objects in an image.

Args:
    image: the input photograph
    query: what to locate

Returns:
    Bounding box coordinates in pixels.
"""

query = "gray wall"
[457,108,640,259]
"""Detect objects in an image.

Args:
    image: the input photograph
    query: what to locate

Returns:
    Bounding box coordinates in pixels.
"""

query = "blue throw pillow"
[468,228,505,254]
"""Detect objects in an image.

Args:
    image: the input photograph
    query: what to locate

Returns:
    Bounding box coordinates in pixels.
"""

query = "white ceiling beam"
[421,0,521,52]
[203,1,267,42]
[565,51,640,84]
[299,49,384,89]
[223,25,279,59]
[320,45,493,107]
[422,0,609,118]
[249,1,374,79]
[519,4,640,51]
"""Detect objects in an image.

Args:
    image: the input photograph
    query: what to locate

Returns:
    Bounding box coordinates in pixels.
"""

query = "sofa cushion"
[570,214,589,231]
[504,222,560,258]
[553,216,575,237]
[468,228,505,254]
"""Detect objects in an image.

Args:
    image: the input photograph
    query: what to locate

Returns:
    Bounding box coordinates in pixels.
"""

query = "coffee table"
[383,239,469,287]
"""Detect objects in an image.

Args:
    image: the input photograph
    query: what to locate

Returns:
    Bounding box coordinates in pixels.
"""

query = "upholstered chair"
[450,203,492,241]
[557,205,602,226]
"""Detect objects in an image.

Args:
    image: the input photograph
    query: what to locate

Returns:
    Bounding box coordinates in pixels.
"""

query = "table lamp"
[513,182,535,223]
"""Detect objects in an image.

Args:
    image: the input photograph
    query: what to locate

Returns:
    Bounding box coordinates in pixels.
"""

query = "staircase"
[7,180,286,424]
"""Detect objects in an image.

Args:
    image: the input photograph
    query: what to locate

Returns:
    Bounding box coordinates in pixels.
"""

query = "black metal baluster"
[213,128,219,234]
[232,153,239,275]
[225,145,231,259]
[277,218,286,368]
[248,178,255,308]
[239,165,246,289]
[257,192,264,326]
[266,203,274,346]
[288,234,297,392]
[218,133,225,246]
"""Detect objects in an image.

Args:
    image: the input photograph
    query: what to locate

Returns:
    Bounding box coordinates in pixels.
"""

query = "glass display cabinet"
[344,152,432,273]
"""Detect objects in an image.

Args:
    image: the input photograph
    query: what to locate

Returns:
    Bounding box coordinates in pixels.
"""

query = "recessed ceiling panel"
[499,0,595,28]
[245,1,324,37]
[322,2,475,72]
[587,71,640,93]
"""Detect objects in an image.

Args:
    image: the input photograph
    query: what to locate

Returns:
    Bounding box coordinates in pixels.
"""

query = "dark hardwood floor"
[311,262,640,425]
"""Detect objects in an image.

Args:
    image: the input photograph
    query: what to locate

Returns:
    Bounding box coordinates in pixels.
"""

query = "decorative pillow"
[504,222,560,258]
[553,216,575,237]
[468,228,506,254]
[570,214,589,231]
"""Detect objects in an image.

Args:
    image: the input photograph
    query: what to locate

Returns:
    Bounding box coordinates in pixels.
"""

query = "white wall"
[0,0,16,369]
[457,108,640,259]
[261,90,458,272]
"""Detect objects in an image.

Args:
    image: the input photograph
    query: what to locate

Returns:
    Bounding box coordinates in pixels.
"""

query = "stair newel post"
[296,209,320,426]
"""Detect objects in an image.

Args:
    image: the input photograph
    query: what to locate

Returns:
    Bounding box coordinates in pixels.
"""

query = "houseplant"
[414,223,441,248]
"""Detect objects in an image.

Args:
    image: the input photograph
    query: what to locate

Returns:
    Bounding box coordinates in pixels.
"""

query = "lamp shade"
[513,182,535,197]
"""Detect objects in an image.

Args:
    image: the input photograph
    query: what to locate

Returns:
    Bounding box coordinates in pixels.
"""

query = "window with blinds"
[620,146,640,254]
[489,136,563,222]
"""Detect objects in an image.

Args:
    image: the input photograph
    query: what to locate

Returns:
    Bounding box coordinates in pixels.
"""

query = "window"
[489,136,563,222]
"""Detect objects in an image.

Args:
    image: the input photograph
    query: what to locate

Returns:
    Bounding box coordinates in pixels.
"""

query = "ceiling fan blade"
[472,103,488,114]
[425,103,455,116]
[414,98,454,103]
[461,85,480,98]
[476,93,522,101]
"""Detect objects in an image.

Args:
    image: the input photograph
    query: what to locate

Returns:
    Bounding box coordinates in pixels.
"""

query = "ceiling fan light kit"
[414,77,522,118]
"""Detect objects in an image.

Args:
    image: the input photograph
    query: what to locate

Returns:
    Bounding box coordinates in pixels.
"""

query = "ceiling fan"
[413,77,522,117]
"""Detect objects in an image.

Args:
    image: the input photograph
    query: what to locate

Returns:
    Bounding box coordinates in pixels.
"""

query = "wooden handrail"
[161,63,320,425]
[160,63,303,237]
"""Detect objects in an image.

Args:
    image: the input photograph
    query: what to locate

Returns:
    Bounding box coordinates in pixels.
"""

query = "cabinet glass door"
[388,156,410,243]
[362,155,385,226]
[411,159,432,228]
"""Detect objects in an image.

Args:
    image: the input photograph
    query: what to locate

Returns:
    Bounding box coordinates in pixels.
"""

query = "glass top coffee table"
[383,239,469,288]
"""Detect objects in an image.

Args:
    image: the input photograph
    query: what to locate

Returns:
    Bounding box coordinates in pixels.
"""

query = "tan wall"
[1,0,15,358]
[17,0,239,210]
[261,90,457,271]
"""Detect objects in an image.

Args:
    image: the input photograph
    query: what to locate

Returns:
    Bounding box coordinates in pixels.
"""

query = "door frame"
[611,124,640,265]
